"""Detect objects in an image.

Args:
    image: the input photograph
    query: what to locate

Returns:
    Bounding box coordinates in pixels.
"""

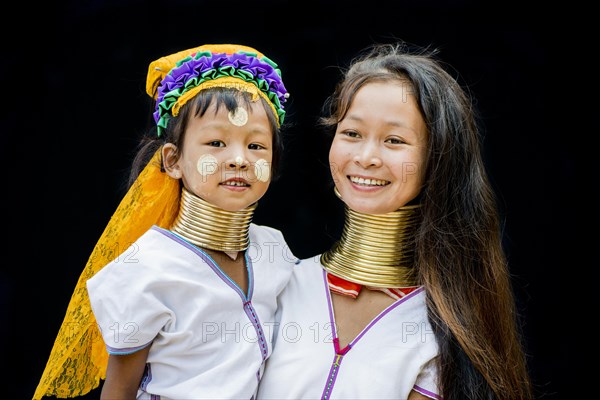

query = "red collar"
[327,272,418,300]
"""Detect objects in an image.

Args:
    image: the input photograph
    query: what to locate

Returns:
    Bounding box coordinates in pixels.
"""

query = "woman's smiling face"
[329,81,428,214]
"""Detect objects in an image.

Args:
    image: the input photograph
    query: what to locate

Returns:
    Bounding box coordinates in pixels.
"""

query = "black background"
[3,1,568,399]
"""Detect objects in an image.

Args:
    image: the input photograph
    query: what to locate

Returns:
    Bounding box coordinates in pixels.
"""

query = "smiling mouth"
[221,180,250,187]
[348,176,390,186]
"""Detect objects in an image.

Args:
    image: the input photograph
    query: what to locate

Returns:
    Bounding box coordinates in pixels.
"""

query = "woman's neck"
[321,190,421,288]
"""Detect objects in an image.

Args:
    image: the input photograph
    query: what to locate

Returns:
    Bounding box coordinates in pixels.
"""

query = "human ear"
[162,143,182,179]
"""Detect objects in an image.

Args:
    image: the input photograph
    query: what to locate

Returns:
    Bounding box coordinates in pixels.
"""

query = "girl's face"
[164,100,273,211]
[329,81,428,214]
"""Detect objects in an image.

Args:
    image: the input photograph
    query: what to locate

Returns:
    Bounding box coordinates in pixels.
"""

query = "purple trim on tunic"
[321,269,337,340]
[245,251,255,300]
[413,384,443,400]
[243,300,269,361]
[321,354,344,400]
[322,267,425,349]
[320,268,429,398]
[320,271,341,400]
[140,363,152,390]
[106,340,151,355]
[352,287,424,345]
[138,364,161,399]
[153,225,268,360]
[153,226,253,301]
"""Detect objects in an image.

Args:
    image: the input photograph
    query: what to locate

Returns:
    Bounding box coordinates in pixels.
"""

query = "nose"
[353,141,382,168]
[227,150,249,169]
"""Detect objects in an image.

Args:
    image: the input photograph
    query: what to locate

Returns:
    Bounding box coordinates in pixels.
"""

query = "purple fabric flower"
[154,51,288,133]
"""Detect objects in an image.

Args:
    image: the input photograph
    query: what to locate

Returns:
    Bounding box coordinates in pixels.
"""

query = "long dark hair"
[320,42,532,400]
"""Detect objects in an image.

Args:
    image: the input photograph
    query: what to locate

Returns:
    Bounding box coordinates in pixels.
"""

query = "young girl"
[257,42,532,399]
[34,44,297,399]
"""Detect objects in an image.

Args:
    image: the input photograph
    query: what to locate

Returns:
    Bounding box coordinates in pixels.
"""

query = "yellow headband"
[170,76,278,122]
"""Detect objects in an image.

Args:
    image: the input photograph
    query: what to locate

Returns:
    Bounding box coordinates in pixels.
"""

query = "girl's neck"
[170,186,256,260]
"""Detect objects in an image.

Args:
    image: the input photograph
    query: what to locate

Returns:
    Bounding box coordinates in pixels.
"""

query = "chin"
[338,188,394,215]
[342,200,390,215]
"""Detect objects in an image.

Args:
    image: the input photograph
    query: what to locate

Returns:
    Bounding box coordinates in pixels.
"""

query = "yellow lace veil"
[33,150,179,398]
[33,43,287,399]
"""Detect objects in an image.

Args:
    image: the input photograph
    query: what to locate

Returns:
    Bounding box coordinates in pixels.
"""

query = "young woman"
[257,42,532,400]
[34,43,297,400]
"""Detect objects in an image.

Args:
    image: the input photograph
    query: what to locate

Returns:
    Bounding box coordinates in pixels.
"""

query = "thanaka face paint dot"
[254,159,270,182]
[197,154,218,176]
[228,107,248,126]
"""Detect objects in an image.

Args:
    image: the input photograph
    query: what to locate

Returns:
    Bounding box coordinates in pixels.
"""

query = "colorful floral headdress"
[146,44,289,137]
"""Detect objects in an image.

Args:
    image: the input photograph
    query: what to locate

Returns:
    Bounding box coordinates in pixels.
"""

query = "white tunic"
[257,255,441,400]
[87,224,298,400]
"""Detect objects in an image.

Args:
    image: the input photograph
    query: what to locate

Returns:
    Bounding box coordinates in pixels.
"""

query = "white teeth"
[223,181,248,186]
[349,176,389,186]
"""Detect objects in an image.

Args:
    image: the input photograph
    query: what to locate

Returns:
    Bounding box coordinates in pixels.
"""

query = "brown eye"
[342,130,360,138]
[386,137,404,145]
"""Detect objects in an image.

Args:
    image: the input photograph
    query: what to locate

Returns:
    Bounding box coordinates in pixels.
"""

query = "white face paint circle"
[197,154,218,176]
[254,158,271,182]
[235,156,244,166]
[228,107,249,126]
